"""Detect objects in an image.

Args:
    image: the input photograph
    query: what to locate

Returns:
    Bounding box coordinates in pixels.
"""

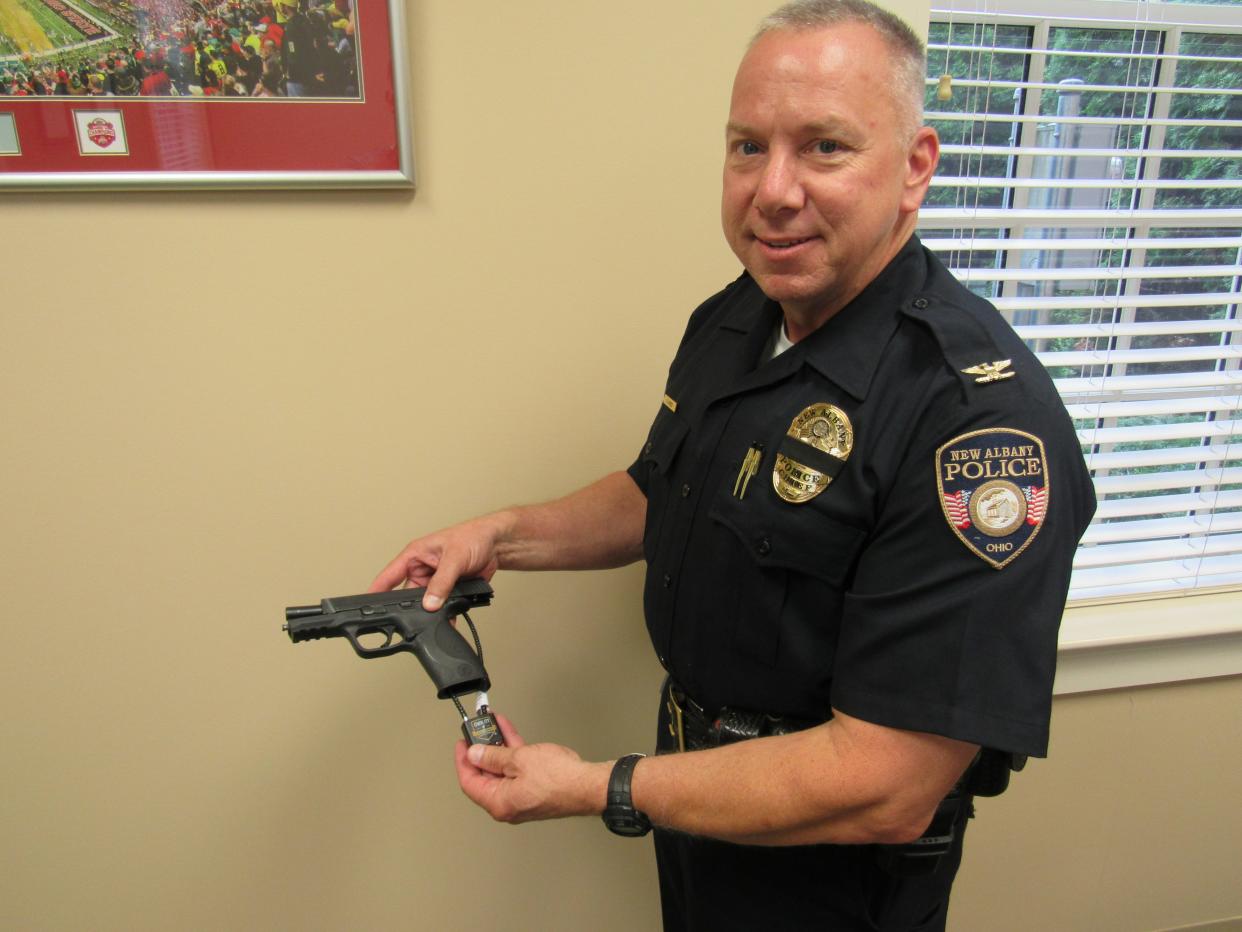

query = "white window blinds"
[918,0,1242,602]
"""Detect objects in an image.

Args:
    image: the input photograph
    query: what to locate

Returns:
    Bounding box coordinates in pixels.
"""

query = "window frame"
[922,0,1242,693]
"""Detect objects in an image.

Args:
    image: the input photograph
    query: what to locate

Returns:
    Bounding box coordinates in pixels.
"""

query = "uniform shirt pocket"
[710,491,867,584]
[640,406,689,475]
[708,491,867,667]
[639,406,690,562]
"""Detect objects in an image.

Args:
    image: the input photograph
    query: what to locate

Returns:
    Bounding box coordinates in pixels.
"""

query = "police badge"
[936,428,1049,568]
[772,403,854,503]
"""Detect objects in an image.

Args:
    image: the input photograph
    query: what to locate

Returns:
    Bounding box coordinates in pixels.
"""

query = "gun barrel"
[285,604,323,622]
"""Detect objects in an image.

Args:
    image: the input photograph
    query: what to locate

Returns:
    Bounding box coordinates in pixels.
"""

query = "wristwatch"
[602,753,651,837]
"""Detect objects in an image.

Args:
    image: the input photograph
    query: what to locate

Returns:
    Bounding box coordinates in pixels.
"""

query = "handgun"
[284,578,495,699]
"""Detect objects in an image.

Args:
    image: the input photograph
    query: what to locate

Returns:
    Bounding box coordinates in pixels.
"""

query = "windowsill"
[1054,589,1242,695]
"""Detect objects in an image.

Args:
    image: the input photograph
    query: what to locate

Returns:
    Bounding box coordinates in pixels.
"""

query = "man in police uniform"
[371,1,1096,928]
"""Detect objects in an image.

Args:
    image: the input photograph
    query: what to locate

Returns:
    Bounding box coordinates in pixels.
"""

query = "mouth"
[753,235,818,257]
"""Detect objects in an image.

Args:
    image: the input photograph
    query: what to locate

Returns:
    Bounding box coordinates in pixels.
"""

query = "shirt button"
[756,537,772,556]
[662,573,672,589]
[680,483,691,498]
[913,297,929,309]
[644,441,653,455]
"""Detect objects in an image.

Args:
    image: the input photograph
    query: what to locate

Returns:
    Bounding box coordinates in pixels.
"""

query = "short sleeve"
[626,447,648,496]
[829,383,1094,758]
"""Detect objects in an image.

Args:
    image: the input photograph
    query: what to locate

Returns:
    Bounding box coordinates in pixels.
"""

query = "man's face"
[721,23,934,326]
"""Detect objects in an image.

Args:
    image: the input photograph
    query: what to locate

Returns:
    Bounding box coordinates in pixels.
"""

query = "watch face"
[603,805,651,837]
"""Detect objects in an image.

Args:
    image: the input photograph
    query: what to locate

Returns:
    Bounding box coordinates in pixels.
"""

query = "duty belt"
[665,681,822,752]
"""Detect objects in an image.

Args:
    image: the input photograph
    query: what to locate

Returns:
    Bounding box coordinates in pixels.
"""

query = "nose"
[753,150,805,215]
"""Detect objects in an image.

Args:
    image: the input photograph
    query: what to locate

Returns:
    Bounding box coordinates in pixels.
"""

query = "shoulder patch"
[936,428,1049,569]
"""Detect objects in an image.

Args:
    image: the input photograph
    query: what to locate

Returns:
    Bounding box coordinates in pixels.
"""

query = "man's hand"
[368,471,646,608]
[369,512,512,609]
[454,713,611,824]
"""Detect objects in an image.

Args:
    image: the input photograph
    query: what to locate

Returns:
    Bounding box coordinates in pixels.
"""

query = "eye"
[813,140,839,155]
[735,140,762,156]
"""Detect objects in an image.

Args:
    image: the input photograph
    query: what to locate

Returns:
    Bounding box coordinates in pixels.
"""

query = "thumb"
[466,742,510,774]
[422,559,465,611]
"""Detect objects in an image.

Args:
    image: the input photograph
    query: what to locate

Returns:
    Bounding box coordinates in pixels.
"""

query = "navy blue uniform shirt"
[628,236,1095,758]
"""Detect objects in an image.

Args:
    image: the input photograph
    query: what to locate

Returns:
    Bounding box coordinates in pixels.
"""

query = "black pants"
[652,686,970,931]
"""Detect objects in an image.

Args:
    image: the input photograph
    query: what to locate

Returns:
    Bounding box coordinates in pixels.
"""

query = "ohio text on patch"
[936,428,1049,569]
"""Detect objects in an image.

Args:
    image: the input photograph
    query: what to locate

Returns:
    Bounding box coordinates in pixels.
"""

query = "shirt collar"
[719,235,927,402]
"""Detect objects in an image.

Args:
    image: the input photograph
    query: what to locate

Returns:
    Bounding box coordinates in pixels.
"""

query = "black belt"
[665,681,823,752]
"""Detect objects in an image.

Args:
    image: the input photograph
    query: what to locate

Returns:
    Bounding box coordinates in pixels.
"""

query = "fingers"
[455,711,521,778]
[368,552,462,608]
[465,740,512,774]
[462,712,523,770]
[454,738,471,775]
[369,517,502,603]
[454,734,598,824]
[368,546,437,593]
[454,736,514,820]
[454,711,522,820]
[492,712,525,748]
[454,739,494,801]
[367,564,405,594]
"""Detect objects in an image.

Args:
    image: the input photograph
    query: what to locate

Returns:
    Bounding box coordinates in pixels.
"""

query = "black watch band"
[602,753,651,837]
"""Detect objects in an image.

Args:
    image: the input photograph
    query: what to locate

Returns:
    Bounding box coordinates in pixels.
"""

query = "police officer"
[371,1,1096,928]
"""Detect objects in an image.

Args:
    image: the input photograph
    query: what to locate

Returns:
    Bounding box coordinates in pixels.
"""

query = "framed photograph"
[0,0,413,189]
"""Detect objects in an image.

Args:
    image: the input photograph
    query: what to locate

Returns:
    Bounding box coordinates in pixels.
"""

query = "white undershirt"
[765,319,794,361]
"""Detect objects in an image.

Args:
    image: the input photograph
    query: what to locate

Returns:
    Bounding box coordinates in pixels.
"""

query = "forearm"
[492,470,646,572]
[527,731,877,843]
[629,730,904,845]
[628,715,976,846]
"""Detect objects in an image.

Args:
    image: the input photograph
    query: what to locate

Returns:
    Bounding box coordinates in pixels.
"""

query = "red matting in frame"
[0,0,406,184]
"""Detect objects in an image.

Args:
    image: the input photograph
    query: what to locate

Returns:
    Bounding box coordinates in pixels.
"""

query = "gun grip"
[408,613,492,699]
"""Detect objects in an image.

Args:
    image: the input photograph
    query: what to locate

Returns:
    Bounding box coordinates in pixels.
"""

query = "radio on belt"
[283,578,506,746]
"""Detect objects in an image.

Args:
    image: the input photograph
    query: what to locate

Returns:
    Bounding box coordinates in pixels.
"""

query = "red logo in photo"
[86,117,116,148]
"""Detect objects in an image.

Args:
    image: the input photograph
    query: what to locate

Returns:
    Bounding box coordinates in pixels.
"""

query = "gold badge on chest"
[772,403,854,503]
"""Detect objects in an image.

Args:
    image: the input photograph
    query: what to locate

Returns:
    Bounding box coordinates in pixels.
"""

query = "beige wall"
[3,1,1239,930]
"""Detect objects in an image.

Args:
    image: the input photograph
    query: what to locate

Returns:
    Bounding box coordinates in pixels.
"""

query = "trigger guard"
[345,626,401,658]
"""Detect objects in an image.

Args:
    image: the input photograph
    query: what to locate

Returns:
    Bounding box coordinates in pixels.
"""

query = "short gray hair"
[752,0,926,140]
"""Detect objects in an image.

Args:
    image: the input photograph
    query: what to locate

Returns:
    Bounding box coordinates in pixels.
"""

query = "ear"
[901,126,940,213]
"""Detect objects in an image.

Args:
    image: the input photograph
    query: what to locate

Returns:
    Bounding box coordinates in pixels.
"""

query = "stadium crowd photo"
[0,0,359,98]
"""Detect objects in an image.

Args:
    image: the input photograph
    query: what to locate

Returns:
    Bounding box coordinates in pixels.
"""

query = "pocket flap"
[709,491,867,586]
[641,407,689,474]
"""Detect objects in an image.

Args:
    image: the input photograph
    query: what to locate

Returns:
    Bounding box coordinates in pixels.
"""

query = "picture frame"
[0,0,413,190]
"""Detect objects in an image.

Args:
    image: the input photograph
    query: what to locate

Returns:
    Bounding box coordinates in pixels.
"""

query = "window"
[919,0,1242,604]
